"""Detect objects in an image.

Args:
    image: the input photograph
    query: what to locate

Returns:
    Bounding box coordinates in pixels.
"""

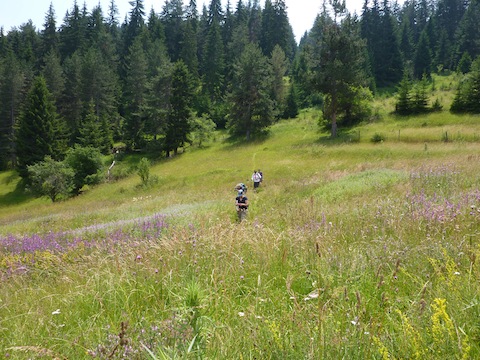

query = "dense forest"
[1,0,480,181]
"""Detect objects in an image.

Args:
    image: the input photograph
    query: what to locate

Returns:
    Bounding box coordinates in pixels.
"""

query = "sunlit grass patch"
[314,168,408,203]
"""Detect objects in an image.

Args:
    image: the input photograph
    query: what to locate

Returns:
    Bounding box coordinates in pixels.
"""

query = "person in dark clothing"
[235,190,249,222]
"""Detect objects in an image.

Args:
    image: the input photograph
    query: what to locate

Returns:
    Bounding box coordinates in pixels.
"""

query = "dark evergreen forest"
[1,0,480,175]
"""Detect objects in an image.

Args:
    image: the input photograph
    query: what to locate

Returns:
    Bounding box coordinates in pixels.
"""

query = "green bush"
[65,146,104,194]
[370,133,385,143]
[27,156,74,202]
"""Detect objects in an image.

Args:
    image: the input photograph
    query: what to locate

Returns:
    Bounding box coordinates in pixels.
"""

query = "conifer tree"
[227,43,274,140]
[161,0,185,62]
[41,3,59,59]
[41,51,65,106]
[395,71,413,115]
[413,30,432,79]
[165,61,194,156]
[248,0,262,43]
[16,76,67,179]
[451,56,480,113]
[283,81,299,119]
[59,1,87,60]
[311,1,367,137]
[454,0,480,63]
[124,0,146,51]
[203,0,225,102]
[77,101,104,149]
[0,50,26,170]
[123,38,148,150]
[270,45,288,116]
[61,52,83,143]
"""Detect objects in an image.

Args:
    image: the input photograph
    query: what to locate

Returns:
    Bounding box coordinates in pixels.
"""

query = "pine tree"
[413,30,432,79]
[124,0,146,51]
[80,47,120,130]
[144,60,173,147]
[203,0,225,102]
[260,0,276,55]
[451,56,480,113]
[454,0,480,64]
[60,52,83,143]
[399,19,413,64]
[227,43,274,140]
[16,76,67,179]
[395,71,413,115]
[283,81,299,119]
[165,61,194,156]
[41,3,59,59]
[248,0,262,43]
[41,51,65,106]
[270,45,288,117]
[311,1,367,137]
[59,1,88,60]
[161,0,185,62]
[0,50,26,170]
[412,75,429,113]
[123,38,148,150]
[77,101,104,149]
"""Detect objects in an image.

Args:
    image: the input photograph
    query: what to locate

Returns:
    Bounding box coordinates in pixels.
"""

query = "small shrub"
[431,98,443,112]
[371,133,385,143]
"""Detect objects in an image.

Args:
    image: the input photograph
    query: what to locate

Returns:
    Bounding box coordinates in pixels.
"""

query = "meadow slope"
[2,108,480,359]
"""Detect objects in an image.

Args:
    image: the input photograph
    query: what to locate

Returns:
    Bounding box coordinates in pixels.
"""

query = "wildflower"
[454,271,460,276]
[238,312,245,317]
[240,275,244,280]
[136,255,142,260]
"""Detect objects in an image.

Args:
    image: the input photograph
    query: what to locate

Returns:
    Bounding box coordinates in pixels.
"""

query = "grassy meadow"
[2,77,480,359]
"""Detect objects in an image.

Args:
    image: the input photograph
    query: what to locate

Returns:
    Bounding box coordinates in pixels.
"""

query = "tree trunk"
[331,111,337,138]
[331,95,338,138]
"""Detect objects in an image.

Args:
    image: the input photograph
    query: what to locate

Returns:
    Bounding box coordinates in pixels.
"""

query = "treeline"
[0,0,479,176]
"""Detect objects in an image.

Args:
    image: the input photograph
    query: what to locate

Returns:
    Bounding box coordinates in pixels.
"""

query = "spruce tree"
[165,61,194,157]
[41,51,65,106]
[311,1,367,138]
[77,101,104,149]
[395,71,413,115]
[203,0,225,102]
[41,3,59,59]
[227,43,274,140]
[451,56,480,113]
[59,2,87,60]
[16,76,67,179]
[283,82,299,119]
[0,50,26,170]
[161,0,185,62]
[60,52,84,143]
[123,38,148,150]
[413,30,432,79]
[270,45,288,117]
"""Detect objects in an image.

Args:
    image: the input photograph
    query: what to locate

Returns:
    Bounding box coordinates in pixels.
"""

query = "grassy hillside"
[2,81,480,358]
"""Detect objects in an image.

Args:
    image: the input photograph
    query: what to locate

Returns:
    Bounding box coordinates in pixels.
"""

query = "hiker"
[258,169,263,183]
[234,182,248,194]
[252,170,262,191]
[235,190,249,222]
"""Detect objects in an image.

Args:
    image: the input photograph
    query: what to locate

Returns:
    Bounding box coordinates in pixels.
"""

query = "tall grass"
[2,106,480,358]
